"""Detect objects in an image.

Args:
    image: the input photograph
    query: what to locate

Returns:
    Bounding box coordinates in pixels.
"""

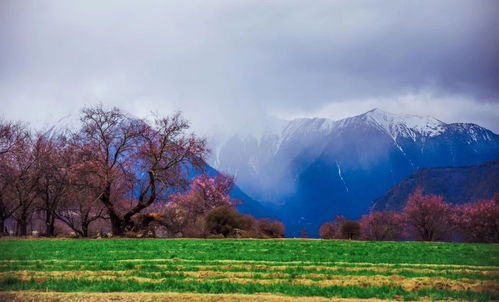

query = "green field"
[0,239,498,301]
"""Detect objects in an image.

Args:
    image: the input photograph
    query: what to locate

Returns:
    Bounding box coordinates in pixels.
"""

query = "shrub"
[257,218,285,238]
[205,206,253,238]
[340,220,361,240]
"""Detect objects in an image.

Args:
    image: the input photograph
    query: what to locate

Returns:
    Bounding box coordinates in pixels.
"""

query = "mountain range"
[208,109,499,236]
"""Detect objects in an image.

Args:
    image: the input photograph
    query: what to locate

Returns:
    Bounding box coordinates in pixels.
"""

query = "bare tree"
[9,132,41,235]
[77,105,207,235]
[75,105,146,235]
[124,113,208,232]
[0,121,29,235]
[53,138,109,237]
[34,134,73,236]
[55,190,108,237]
[0,120,29,155]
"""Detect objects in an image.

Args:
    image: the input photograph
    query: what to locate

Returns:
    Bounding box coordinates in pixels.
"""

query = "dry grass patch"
[3,258,496,272]
[193,263,498,277]
[0,291,392,302]
[3,270,497,294]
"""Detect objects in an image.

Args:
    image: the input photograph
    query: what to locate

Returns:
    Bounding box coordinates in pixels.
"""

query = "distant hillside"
[372,159,499,212]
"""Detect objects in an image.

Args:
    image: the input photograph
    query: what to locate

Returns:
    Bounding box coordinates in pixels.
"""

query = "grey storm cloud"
[0,0,498,132]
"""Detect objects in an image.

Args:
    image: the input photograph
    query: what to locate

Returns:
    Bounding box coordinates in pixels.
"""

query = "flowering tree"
[319,222,336,239]
[318,215,345,239]
[189,174,235,210]
[159,173,234,236]
[171,174,234,212]
[454,195,499,243]
[403,188,454,241]
[360,211,405,241]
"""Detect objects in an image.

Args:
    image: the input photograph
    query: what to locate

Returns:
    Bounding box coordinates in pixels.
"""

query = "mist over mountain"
[208,109,499,236]
[202,164,274,219]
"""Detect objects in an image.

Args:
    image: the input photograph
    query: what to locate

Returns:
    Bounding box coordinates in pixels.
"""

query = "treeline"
[1,105,496,242]
[320,189,499,243]
[0,105,284,238]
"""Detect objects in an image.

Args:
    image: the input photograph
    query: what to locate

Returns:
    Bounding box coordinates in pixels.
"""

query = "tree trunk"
[18,215,28,236]
[0,217,6,236]
[82,222,89,237]
[121,171,157,235]
[45,211,56,237]
[108,212,122,236]
[101,183,124,236]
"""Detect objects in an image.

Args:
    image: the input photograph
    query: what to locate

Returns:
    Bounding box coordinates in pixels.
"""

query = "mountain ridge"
[371,159,499,212]
[208,109,499,236]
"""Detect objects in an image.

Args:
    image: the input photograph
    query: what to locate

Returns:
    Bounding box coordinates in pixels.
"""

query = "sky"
[1,0,499,134]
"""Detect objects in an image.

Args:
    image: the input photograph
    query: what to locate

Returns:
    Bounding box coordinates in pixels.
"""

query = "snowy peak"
[356,108,446,140]
[207,108,497,178]
[281,109,448,141]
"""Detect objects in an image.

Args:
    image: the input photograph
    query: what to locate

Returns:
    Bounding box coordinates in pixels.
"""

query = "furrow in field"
[2,260,498,275]
[1,258,497,271]
[193,264,499,277]
[2,266,496,281]
[2,263,498,281]
[117,259,499,270]
[2,270,498,293]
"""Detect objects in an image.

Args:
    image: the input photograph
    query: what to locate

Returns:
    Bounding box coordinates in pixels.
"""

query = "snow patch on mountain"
[336,161,349,192]
[449,123,494,142]
[362,108,446,141]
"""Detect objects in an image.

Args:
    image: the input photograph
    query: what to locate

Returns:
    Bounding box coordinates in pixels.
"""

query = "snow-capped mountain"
[208,109,499,236]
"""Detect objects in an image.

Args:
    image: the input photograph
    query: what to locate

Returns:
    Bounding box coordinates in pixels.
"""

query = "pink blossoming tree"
[454,194,499,243]
[360,211,405,241]
[403,188,454,241]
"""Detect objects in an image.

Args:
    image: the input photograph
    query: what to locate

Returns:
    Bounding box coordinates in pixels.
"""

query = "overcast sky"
[1,0,498,134]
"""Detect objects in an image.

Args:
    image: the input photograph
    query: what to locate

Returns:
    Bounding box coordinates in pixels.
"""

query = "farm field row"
[0,239,498,301]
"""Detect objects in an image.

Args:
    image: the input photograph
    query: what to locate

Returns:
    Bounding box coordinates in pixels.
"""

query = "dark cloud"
[0,0,498,132]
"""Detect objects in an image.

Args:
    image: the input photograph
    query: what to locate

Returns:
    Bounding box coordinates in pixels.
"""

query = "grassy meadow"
[0,239,498,301]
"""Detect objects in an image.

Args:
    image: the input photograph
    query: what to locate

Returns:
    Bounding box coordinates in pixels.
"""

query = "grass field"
[0,239,498,301]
